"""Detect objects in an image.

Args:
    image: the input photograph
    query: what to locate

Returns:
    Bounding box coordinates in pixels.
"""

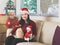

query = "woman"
[5,8,37,45]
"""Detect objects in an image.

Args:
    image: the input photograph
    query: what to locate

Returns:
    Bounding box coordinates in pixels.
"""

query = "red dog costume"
[24,26,32,41]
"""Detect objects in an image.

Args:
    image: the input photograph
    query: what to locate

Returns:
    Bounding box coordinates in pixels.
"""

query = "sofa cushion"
[40,21,60,45]
[34,20,44,41]
[52,26,60,45]
[17,42,46,45]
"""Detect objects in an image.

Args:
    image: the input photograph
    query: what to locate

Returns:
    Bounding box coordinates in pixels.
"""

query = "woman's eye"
[25,13,28,15]
[21,13,28,15]
[25,14,27,15]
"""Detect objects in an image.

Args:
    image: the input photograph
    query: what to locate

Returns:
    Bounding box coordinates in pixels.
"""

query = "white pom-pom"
[8,22,10,24]
[24,38,29,41]
[26,27,31,32]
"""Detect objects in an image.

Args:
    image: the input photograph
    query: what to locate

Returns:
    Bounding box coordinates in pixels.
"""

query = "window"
[40,0,59,17]
[21,0,37,14]
[16,0,59,16]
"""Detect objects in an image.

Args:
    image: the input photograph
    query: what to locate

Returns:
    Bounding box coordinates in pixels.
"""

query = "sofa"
[0,16,59,45]
[6,19,60,45]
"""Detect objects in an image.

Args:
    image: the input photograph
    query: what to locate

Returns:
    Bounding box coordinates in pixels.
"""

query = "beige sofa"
[6,20,60,45]
[0,16,60,45]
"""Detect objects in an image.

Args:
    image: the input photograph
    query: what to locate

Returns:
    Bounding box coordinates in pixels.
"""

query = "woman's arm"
[32,22,37,36]
[30,20,37,38]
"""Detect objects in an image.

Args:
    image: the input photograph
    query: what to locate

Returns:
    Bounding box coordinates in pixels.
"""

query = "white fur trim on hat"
[20,10,29,14]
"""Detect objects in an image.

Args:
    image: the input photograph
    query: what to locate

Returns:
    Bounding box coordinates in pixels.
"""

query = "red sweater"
[10,20,37,36]
[6,17,18,28]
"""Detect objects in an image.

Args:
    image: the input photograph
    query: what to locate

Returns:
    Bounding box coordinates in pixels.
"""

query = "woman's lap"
[5,36,15,45]
[5,36,26,45]
[5,36,35,45]
[11,38,27,45]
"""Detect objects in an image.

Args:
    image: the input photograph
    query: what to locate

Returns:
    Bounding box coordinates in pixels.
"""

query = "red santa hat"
[20,8,29,14]
[27,26,32,28]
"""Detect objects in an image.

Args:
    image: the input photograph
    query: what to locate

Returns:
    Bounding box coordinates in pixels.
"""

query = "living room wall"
[0,0,8,14]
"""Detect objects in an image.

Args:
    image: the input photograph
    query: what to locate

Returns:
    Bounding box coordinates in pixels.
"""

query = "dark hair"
[20,15,30,26]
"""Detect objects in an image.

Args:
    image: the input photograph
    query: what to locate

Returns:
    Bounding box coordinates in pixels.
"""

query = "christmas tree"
[5,0,16,15]
[6,0,15,10]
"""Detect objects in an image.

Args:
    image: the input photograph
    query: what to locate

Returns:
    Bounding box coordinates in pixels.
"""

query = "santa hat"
[20,8,29,14]
[26,26,32,30]
[27,26,32,28]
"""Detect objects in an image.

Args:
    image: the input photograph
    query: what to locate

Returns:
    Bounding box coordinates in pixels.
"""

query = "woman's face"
[21,11,28,21]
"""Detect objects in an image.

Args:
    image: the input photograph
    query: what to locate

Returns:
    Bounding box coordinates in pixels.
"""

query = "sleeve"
[10,20,20,34]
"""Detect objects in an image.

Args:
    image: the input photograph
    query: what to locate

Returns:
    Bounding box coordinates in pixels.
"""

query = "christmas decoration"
[24,26,32,41]
[5,0,16,15]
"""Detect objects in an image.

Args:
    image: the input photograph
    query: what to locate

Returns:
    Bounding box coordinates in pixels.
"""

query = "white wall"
[0,0,8,14]
[16,0,21,15]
